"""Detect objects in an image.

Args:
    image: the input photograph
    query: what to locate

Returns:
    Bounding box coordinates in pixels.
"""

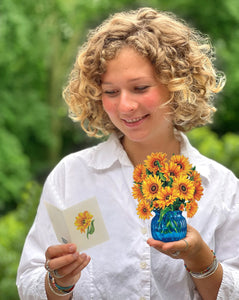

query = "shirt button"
[141,227,147,234]
[140,261,147,269]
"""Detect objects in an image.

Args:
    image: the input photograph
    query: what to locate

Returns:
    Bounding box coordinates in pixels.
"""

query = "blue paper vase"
[151,210,187,242]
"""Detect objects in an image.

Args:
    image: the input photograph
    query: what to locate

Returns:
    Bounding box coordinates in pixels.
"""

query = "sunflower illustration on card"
[45,197,109,251]
[74,210,95,239]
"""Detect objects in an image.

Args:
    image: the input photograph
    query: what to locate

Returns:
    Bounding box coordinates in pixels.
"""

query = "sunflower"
[141,175,162,200]
[74,211,93,233]
[170,155,192,174]
[193,181,204,201]
[137,200,152,219]
[160,161,182,181]
[132,183,144,201]
[158,186,179,207]
[173,175,195,201]
[189,169,201,182]
[144,152,167,173]
[133,164,147,183]
[186,200,198,218]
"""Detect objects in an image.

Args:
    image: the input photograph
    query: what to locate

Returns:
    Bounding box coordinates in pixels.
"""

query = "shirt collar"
[86,133,132,170]
[86,131,210,182]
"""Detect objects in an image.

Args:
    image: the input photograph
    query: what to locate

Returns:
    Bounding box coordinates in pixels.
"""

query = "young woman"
[17,7,239,300]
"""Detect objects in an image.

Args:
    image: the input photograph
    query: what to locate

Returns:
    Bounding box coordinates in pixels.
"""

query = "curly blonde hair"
[63,7,225,137]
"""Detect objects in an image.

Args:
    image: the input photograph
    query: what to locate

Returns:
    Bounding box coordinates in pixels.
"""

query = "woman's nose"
[118,91,138,113]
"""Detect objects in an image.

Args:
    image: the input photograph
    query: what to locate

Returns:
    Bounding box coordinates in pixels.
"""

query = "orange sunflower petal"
[179,203,185,211]
[144,152,167,173]
[133,164,147,183]
[173,175,195,201]
[160,161,182,181]
[189,170,201,182]
[158,186,179,207]
[132,183,144,201]
[186,200,198,218]
[137,200,153,220]
[170,155,192,174]
[193,181,204,201]
[141,175,162,200]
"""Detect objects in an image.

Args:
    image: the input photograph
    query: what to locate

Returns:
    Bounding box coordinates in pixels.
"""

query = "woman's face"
[101,47,172,144]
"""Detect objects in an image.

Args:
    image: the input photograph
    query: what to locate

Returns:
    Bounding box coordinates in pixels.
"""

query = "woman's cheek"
[143,94,159,110]
[102,98,116,115]
[143,88,169,110]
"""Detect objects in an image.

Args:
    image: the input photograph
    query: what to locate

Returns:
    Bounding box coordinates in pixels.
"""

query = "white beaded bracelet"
[185,250,219,279]
[190,258,219,279]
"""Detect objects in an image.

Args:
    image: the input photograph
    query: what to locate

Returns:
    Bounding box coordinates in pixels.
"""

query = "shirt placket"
[138,219,151,300]
[121,163,151,299]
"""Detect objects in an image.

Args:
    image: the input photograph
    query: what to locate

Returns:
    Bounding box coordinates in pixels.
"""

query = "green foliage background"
[0,0,238,298]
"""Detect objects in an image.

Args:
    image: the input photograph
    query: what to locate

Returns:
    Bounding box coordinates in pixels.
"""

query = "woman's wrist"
[183,243,215,273]
[184,250,219,279]
[47,271,75,297]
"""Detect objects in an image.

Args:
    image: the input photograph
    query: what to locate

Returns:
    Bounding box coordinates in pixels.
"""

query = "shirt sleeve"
[16,172,61,300]
[216,172,239,299]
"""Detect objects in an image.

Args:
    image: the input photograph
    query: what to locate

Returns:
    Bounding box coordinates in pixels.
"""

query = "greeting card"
[45,197,109,251]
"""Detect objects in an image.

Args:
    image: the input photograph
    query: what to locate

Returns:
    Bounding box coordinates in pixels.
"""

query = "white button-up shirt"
[17,132,239,299]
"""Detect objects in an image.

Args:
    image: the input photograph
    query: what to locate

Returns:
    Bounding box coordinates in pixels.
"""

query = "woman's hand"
[147,224,223,300]
[147,224,206,262]
[45,243,91,287]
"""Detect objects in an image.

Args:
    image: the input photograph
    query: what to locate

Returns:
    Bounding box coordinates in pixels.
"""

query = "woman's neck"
[121,132,180,167]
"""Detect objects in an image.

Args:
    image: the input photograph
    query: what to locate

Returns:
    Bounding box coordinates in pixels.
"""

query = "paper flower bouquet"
[132,152,203,242]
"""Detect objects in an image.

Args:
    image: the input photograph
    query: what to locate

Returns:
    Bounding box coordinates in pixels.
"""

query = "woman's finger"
[45,251,79,271]
[45,243,77,259]
[147,238,191,259]
[45,243,80,273]
[71,255,91,276]
[53,253,90,278]
[53,254,91,286]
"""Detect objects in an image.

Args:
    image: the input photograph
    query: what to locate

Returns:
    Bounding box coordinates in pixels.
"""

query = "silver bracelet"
[47,272,74,297]
[184,250,219,279]
[190,258,219,279]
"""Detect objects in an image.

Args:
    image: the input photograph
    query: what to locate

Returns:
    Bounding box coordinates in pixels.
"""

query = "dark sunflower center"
[180,184,187,193]
[150,183,158,193]
[153,160,159,166]
[177,163,183,169]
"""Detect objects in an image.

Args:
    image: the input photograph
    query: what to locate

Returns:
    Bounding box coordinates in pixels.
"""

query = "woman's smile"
[122,114,149,126]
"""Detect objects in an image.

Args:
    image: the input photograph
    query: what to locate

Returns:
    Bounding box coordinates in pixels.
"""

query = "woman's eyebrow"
[102,77,153,85]
[101,82,113,85]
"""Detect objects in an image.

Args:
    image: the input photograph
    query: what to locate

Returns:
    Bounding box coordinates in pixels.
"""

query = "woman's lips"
[122,114,149,127]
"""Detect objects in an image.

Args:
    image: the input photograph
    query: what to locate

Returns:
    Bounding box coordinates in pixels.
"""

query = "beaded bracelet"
[184,250,219,279]
[47,272,75,297]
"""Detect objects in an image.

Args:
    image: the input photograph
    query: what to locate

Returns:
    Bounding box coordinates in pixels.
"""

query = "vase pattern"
[151,210,187,242]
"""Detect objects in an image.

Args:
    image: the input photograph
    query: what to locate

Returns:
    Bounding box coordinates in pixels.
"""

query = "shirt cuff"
[18,267,47,300]
[217,263,239,300]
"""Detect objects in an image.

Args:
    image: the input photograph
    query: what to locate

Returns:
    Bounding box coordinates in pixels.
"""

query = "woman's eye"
[134,86,149,93]
[103,90,118,96]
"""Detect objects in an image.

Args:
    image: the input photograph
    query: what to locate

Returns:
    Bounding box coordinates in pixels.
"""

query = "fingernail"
[73,251,79,259]
[68,244,75,252]
[80,253,87,259]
